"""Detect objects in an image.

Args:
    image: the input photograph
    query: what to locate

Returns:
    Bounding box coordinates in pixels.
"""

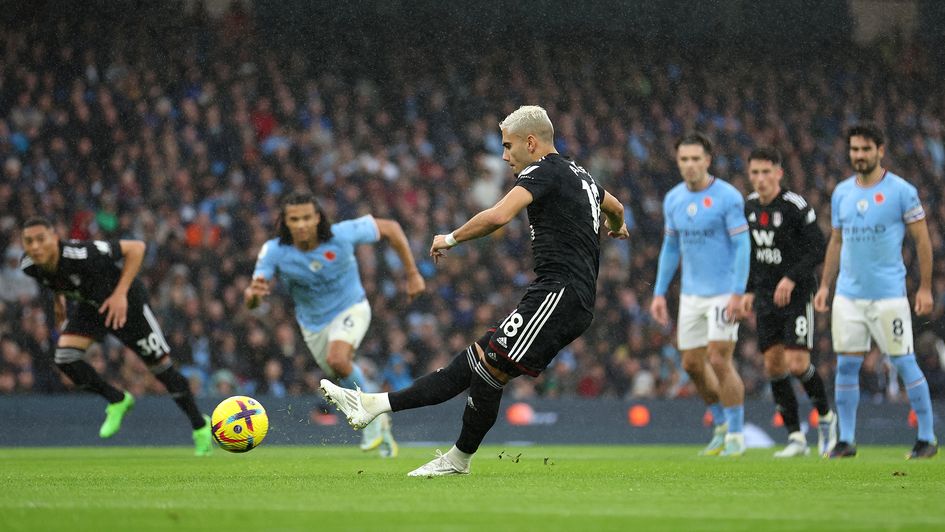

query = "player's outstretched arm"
[601,191,629,239]
[430,186,533,263]
[99,240,146,330]
[375,218,425,301]
[814,228,842,313]
[907,218,933,315]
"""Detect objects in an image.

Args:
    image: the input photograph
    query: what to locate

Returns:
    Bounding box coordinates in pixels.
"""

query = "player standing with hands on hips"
[814,122,937,459]
[741,147,837,458]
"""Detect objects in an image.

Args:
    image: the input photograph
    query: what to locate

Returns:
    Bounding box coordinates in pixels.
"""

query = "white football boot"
[407,449,470,477]
[719,432,746,457]
[774,431,810,458]
[320,379,377,430]
[817,410,839,456]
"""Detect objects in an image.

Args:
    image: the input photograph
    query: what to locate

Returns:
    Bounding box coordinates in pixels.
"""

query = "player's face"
[676,144,711,187]
[849,135,884,175]
[501,128,532,175]
[21,225,59,268]
[748,159,783,201]
[283,203,319,245]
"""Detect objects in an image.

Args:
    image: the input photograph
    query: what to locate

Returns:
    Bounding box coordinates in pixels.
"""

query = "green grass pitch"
[1,445,942,531]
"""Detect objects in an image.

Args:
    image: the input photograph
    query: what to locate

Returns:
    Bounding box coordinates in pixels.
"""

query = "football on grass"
[211,395,269,453]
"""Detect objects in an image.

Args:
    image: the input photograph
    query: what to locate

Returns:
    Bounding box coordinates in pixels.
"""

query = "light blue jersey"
[253,215,380,330]
[662,177,749,296]
[831,171,925,299]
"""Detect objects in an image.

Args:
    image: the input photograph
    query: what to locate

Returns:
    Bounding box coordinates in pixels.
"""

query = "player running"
[650,132,750,457]
[245,191,425,457]
[814,122,938,459]
[321,105,629,476]
[20,217,213,455]
[741,147,837,458]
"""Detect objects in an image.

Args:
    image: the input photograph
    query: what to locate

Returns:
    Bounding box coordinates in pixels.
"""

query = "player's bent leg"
[766,345,803,447]
[787,351,836,455]
[150,357,211,455]
[53,341,133,438]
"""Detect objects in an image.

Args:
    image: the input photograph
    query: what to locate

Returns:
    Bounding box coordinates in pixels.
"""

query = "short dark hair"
[675,132,713,155]
[748,146,782,166]
[22,217,54,230]
[277,191,333,245]
[845,121,885,148]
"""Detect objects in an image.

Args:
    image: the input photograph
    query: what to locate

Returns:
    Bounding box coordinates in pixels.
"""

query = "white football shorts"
[677,294,739,350]
[301,299,372,375]
[831,295,913,356]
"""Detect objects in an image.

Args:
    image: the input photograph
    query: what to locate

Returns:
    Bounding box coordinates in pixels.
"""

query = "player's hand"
[914,287,933,316]
[99,291,129,330]
[649,295,670,327]
[608,223,630,240]
[725,294,743,322]
[740,293,755,317]
[813,286,830,313]
[54,294,67,330]
[405,270,425,302]
[774,277,795,307]
[429,234,453,264]
[245,277,270,309]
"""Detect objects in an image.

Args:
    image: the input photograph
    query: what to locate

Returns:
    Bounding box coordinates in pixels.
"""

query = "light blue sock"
[338,363,378,393]
[892,354,936,443]
[709,403,726,427]
[835,355,863,444]
[724,405,744,433]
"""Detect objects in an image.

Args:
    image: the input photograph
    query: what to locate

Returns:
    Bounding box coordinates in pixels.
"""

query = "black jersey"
[514,153,604,312]
[745,189,825,300]
[20,239,147,307]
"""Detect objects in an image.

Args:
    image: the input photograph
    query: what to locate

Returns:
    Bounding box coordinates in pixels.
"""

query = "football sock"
[835,354,863,444]
[770,373,800,434]
[446,445,473,468]
[389,345,476,412]
[892,354,936,442]
[798,363,830,416]
[456,362,505,454]
[154,366,207,429]
[724,405,744,434]
[55,359,125,403]
[709,402,726,427]
[339,362,377,393]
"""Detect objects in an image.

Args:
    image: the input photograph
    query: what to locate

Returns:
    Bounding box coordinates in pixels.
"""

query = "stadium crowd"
[1,2,944,404]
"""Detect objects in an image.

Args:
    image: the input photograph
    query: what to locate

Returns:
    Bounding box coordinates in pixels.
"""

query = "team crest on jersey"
[703,197,713,208]
[687,203,698,217]
[748,212,756,222]
[309,260,323,272]
[874,192,885,204]
[773,212,782,227]
[856,199,869,215]
[69,274,81,286]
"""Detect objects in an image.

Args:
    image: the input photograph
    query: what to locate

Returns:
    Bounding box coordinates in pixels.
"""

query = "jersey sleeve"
[252,240,279,280]
[900,181,925,224]
[830,186,843,229]
[724,190,748,236]
[662,192,677,235]
[89,240,124,269]
[514,164,556,201]
[333,215,381,245]
[785,201,826,282]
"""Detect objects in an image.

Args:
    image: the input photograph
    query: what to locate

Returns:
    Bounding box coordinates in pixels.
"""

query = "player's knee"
[54,347,85,365]
[764,356,787,378]
[681,355,703,376]
[325,352,352,377]
[836,355,863,375]
[788,358,810,376]
[707,353,730,375]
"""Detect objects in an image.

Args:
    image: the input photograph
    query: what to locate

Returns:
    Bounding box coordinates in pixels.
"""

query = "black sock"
[389,345,476,412]
[798,364,830,416]
[154,366,206,429]
[770,374,800,434]
[56,360,125,403]
[456,362,505,454]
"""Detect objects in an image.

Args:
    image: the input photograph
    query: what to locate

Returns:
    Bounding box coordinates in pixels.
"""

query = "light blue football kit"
[253,215,379,391]
[829,171,935,444]
[655,177,750,435]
